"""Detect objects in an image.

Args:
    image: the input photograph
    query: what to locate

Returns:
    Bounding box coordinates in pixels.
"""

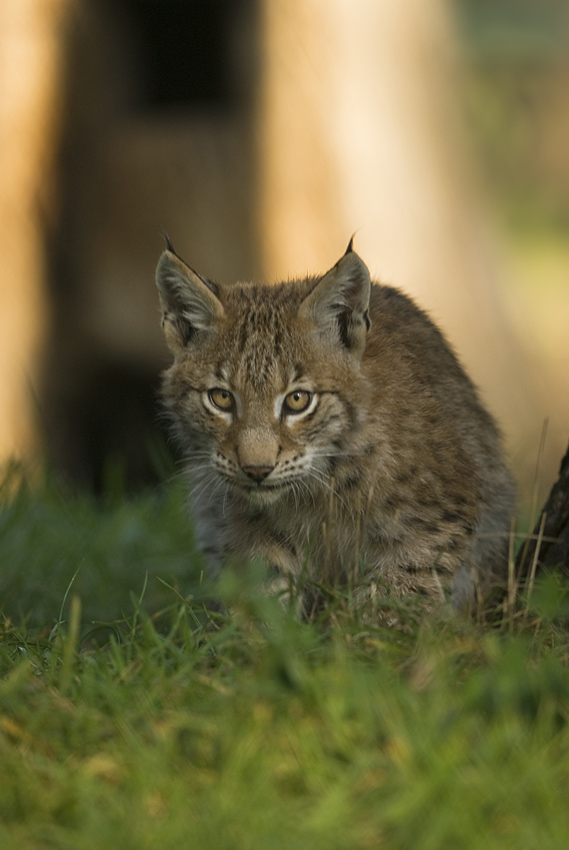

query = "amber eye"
[208,388,234,411]
[283,390,312,414]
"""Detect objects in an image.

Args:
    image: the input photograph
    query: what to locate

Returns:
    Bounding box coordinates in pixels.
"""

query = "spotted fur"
[156,244,516,611]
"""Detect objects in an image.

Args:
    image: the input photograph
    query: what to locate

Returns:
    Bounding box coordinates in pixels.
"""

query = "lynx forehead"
[156,240,515,612]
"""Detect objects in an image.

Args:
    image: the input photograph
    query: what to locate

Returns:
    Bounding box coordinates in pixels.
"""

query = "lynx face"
[191,372,349,506]
[157,245,371,509]
[157,241,516,611]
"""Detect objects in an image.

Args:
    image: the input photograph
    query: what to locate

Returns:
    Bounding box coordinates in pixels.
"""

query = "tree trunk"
[0,0,71,468]
[517,442,569,577]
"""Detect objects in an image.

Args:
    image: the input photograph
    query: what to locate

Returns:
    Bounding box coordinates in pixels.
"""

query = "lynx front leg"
[189,478,232,581]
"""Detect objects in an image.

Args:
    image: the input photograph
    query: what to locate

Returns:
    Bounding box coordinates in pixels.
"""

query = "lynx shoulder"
[156,241,515,611]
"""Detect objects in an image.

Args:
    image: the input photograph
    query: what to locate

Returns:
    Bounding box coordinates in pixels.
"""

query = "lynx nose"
[242,465,274,483]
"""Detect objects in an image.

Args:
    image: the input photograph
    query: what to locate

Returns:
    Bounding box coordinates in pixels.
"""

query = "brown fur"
[156,243,516,611]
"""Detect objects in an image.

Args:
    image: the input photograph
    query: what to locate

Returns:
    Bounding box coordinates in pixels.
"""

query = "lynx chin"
[156,239,515,612]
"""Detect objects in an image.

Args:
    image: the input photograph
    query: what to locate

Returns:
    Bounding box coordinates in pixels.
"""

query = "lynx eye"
[208,388,234,411]
[283,390,312,414]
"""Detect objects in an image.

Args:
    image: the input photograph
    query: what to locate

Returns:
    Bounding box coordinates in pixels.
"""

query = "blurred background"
[0,0,568,504]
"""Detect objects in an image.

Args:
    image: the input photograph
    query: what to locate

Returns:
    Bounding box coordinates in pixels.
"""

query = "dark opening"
[120,0,238,109]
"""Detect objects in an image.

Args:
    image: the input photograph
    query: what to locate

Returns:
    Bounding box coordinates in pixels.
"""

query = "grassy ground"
[1,469,569,849]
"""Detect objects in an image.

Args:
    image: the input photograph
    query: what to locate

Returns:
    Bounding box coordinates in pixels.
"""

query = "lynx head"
[156,242,371,505]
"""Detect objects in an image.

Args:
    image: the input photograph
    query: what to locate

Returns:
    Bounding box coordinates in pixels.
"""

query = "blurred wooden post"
[0,0,70,469]
[256,0,346,274]
[256,0,539,465]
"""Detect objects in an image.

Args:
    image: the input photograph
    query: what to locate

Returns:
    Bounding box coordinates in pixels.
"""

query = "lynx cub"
[156,240,515,611]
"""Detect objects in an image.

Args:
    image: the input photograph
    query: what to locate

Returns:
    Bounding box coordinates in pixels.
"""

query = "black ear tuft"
[162,228,176,255]
[345,235,355,255]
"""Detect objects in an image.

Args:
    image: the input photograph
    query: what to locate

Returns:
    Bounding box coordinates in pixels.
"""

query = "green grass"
[1,469,569,849]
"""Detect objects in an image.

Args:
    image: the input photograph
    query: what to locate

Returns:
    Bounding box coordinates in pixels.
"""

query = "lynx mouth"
[235,478,289,505]
[244,487,285,506]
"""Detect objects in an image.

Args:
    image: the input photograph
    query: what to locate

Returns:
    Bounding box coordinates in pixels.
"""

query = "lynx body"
[156,243,515,610]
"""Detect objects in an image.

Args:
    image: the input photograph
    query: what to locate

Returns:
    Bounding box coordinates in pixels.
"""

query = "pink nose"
[242,465,274,482]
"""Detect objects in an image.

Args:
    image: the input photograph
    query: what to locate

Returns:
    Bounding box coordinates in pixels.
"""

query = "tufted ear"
[156,250,224,354]
[298,243,371,357]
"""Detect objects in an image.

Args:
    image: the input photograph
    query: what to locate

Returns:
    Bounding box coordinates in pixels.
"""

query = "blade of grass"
[59,594,81,694]
[518,418,548,577]
[524,511,547,622]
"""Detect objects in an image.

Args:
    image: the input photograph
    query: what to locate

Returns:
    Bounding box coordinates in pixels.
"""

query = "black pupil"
[212,390,230,407]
